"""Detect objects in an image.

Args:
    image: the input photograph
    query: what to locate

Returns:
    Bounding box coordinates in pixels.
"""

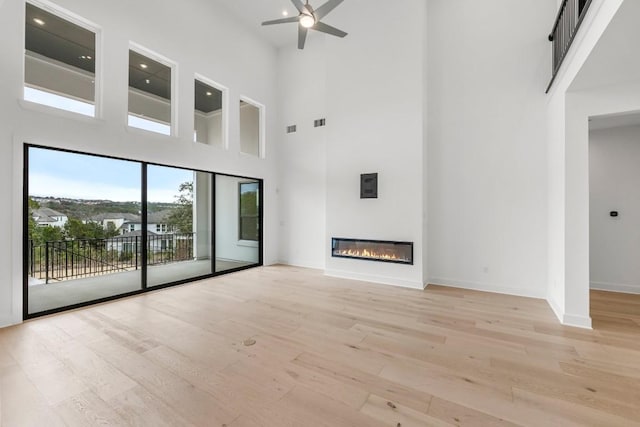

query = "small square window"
[128,48,173,135]
[240,99,264,158]
[24,2,97,117]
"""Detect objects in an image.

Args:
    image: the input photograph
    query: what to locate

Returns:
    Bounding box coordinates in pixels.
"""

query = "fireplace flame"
[336,248,401,261]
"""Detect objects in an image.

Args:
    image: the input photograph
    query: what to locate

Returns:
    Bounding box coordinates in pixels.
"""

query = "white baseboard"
[547,295,564,324]
[324,269,425,290]
[279,259,325,271]
[428,277,546,299]
[0,315,20,329]
[563,313,593,329]
[546,294,592,329]
[590,281,640,295]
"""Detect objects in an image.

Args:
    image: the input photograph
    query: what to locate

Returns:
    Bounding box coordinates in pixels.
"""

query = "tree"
[105,221,119,238]
[27,198,65,244]
[166,181,193,233]
[27,197,40,241]
[31,224,64,244]
[64,218,109,240]
[239,185,259,240]
[28,198,40,210]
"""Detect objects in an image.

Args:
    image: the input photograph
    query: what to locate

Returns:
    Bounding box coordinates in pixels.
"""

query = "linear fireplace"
[331,238,413,265]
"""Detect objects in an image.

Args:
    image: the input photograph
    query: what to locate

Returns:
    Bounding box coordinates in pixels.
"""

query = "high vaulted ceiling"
[215,0,348,48]
[216,0,302,47]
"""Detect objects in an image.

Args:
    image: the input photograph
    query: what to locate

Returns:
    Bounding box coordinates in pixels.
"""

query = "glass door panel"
[26,147,142,315]
[215,175,260,272]
[146,165,212,287]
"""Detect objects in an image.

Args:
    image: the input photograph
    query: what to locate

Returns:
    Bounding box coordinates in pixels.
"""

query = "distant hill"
[33,197,177,220]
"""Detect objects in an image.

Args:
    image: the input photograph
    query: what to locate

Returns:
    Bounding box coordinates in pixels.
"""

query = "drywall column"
[323,0,427,289]
[563,94,591,326]
[561,84,640,327]
[546,0,624,328]
[3,0,25,326]
[193,171,211,260]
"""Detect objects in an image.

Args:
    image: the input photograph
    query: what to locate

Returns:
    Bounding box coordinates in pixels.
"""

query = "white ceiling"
[215,0,341,48]
[590,111,640,131]
[570,0,640,91]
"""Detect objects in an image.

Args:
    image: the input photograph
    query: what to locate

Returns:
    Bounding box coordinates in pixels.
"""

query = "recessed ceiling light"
[140,63,148,69]
[145,79,150,84]
[282,10,288,16]
[206,91,212,96]
[33,18,45,25]
[87,55,92,60]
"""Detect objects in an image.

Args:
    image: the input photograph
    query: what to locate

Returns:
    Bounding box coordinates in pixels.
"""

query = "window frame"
[239,96,266,158]
[194,73,229,149]
[23,0,103,119]
[127,42,178,137]
[23,143,264,320]
[238,181,260,242]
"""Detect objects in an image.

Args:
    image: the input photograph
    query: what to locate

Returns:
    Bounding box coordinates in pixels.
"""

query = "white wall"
[276,0,429,287]
[278,0,561,294]
[276,35,328,269]
[322,0,426,289]
[0,0,279,327]
[590,125,640,294]
[427,0,555,298]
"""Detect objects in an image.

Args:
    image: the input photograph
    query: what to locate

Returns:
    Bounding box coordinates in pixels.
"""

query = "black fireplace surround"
[331,238,413,265]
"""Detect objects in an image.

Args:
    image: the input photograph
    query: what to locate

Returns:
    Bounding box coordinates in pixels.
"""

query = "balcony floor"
[28,259,254,314]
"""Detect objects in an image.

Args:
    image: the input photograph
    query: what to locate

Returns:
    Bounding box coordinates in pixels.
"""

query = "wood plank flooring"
[1,265,639,426]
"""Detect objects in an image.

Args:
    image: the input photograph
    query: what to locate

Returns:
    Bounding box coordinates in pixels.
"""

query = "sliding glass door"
[24,145,263,318]
[146,165,213,287]
[25,147,142,315]
[215,175,261,273]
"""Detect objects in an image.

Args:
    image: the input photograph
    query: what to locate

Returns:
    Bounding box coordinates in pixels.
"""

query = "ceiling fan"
[262,0,348,50]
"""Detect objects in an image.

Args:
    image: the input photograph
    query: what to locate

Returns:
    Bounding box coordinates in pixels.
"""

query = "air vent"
[314,118,326,127]
[286,125,297,134]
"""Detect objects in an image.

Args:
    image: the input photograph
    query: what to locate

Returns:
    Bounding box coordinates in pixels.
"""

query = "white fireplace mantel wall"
[277,0,556,295]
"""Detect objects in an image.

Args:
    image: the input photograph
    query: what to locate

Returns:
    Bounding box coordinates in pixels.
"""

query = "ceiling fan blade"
[314,0,344,20]
[262,16,300,26]
[298,25,308,49]
[290,0,306,13]
[313,21,347,38]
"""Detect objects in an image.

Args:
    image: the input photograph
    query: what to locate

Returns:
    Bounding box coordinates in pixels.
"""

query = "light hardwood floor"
[1,265,640,426]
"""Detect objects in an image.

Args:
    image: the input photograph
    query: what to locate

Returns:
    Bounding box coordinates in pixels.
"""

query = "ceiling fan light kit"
[262,0,348,49]
[299,14,315,28]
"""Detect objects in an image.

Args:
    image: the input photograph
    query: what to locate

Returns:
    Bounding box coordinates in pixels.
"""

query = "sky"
[29,147,193,203]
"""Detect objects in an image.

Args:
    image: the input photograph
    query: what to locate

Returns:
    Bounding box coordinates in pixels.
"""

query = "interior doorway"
[588,113,640,330]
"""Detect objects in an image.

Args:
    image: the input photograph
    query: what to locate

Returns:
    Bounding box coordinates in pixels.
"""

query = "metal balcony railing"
[547,0,593,93]
[28,233,195,284]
